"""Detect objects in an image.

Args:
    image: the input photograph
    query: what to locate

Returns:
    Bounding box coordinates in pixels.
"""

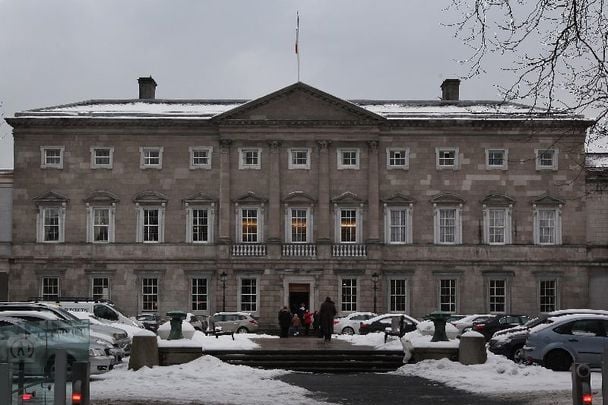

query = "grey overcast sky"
[0,0,600,169]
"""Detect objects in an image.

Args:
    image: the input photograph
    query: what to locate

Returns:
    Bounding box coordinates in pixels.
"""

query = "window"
[191,278,208,312]
[237,207,263,243]
[439,279,457,312]
[488,279,506,313]
[341,278,357,312]
[239,148,261,170]
[386,148,409,169]
[41,277,59,300]
[285,208,308,243]
[38,207,65,243]
[189,147,212,169]
[337,148,360,170]
[535,149,558,170]
[142,278,159,312]
[90,147,114,169]
[436,147,459,169]
[539,279,558,312]
[40,146,64,169]
[338,208,360,243]
[140,147,163,169]
[187,207,212,243]
[136,205,165,243]
[434,207,462,244]
[239,277,258,312]
[534,207,562,245]
[483,207,512,245]
[87,207,115,243]
[385,207,412,244]
[486,149,508,170]
[288,148,311,170]
[91,277,110,300]
[389,279,408,312]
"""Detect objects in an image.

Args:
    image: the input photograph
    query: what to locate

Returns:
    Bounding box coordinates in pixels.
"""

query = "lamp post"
[220,271,227,312]
[372,272,379,313]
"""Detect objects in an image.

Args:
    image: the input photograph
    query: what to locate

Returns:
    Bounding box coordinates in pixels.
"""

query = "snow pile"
[394,352,603,393]
[335,332,403,350]
[157,331,276,350]
[416,320,459,339]
[91,355,330,405]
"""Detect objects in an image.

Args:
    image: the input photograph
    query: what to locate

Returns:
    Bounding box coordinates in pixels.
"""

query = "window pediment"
[430,193,464,205]
[382,193,415,206]
[33,191,69,206]
[233,191,268,205]
[282,191,316,205]
[531,194,565,206]
[481,194,515,207]
[331,191,366,206]
[182,192,216,206]
[133,191,168,205]
[83,190,120,205]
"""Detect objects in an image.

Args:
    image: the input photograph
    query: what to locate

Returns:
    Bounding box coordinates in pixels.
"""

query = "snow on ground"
[335,332,403,350]
[91,355,332,405]
[157,331,277,350]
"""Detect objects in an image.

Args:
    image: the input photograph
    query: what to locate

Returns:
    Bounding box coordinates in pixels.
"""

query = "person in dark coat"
[278,306,292,338]
[319,296,337,342]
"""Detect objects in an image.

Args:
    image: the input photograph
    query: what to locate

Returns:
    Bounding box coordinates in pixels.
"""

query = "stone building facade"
[5,78,607,328]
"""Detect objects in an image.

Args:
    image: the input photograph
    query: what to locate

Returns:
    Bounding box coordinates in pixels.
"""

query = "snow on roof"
[14,98,586,121]
[586,153,608,168]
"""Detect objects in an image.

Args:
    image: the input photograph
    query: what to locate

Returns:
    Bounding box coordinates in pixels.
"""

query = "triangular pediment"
[83,190,120,205]
[213,82,385,123]
[382,193,415,206]
[133,191,168,204]
[531,194,565,206]
[430,192,465,205]
[282,191,316,205]
[234,191,268,205]
[331,191,366,205]
[182,192,216,205]
[33,191,69,205]
[481,193,515,206]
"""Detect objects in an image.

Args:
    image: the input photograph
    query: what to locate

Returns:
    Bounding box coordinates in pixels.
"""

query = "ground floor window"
[341,278,357,312]
[240,278,257,312]
[439,279,457,312]
[488,279,506,313]
[92,277,110,300]
[142,278,159,312]
[191,278,208,311]
[539,279,558,312]
[41,277,59,300]
[389,279,407,312]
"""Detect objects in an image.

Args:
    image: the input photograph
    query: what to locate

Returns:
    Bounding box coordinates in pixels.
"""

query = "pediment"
[282,191,316,205]
[213,82,385,123]
[331,191,366,205]
[234,191,268,205]
[182,192,216,206]
[83,191,120,205]
[430,193,465,205]
[382,193,415,206]
[531,194,565,206]
[133,191,168,204]
[33,191,69,205]
[481,193,515,207]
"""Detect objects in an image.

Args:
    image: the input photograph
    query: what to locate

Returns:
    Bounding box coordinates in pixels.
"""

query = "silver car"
[210,312,259,334]
[334,312,377,335]
[523,313,608,371]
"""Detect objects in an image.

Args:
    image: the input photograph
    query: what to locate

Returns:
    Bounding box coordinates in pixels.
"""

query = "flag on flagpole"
[295,12,300,54]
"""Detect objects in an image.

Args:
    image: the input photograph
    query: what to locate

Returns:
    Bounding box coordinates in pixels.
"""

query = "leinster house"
[4,77,608,328]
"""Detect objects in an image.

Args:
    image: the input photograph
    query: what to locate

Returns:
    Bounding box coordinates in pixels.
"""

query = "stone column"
[367,140,380,243]
[267,141,281,244]
[317,140,331,244]
[218,139,232,244]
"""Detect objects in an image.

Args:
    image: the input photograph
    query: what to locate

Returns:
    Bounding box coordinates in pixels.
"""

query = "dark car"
[358,313,418,335]
[136,313,161,333]
[489,309,608,361]
[471,314,529,341]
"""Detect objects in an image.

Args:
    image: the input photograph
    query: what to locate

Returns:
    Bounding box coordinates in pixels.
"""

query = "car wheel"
[544,350,573,371]
[236,327,249,334]
[342,327,355,335]
[511,345,525,363]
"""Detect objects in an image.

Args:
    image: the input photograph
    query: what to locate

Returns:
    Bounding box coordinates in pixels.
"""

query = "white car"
[334,312,377,335]
[450,314,494,334]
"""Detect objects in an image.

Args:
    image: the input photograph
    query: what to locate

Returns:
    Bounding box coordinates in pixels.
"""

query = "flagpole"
[295,11,300,82]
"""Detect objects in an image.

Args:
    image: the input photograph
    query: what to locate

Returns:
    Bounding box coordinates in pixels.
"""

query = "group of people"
[278,296,337,342]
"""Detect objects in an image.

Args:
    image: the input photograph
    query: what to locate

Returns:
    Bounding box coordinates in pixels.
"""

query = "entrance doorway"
[289,283,310,313]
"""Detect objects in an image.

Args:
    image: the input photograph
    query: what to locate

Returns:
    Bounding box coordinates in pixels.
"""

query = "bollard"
[427,311,451,342]
[71,361,90,405]
[53,349,67,405]
[571,363,592,405]
[166,311,187,340]
[0,363,11,405]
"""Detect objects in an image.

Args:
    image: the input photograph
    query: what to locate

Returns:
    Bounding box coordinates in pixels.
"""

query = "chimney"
[441,79,460,101]
[138,76,157,99]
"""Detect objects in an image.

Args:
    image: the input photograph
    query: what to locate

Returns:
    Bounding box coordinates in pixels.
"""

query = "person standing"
[319,296,337,342]
[278,306,292,338]
[303,310,313,336]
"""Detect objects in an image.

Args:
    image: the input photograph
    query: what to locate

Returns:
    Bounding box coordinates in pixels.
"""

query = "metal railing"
[281,244,317,257]
[231,244,267,256]
[331,244,367,257]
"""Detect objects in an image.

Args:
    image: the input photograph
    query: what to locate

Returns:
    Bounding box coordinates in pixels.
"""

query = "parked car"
[490,309,608,361]
[31,298,142,328]
[334,312,377,335]
[136,313,162,333]
[471,314,530,341]
[187,313,208,331]
[210,312,259,333]
[523,313,608,371]
[358,313,418,335]
[450,314,494,334]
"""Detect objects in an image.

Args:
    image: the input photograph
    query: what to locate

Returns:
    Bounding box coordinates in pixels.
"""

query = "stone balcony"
[332,244,368,257]
[231,243,267,257]
[281,243,317,257]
